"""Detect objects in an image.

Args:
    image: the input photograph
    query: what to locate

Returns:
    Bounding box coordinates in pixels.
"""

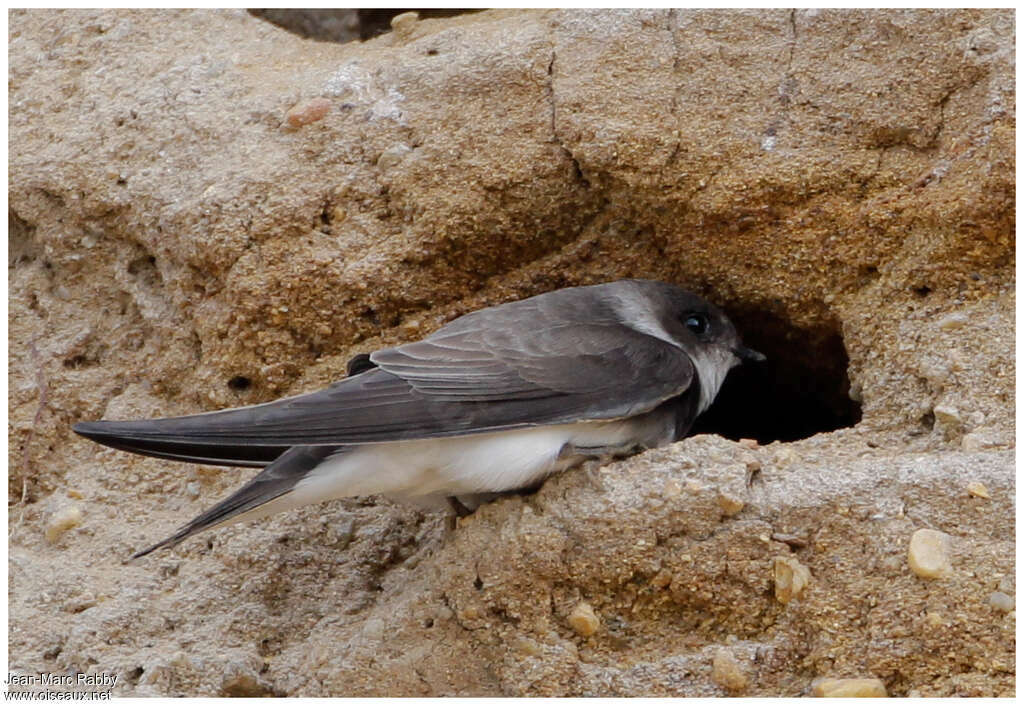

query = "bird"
[73,279,764,559]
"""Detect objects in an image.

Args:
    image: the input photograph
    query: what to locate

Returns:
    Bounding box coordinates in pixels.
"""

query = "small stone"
[933,404,962,428]
[220,665,264,697]
[45,505,83,543]
[961,433,983,451]
[711,648,748,693]
[285,97,331,129]
[390,11,419,38]
[738,438,758,450]
[908,528,953,579]
[377,143,412,169]
[937,312,969,330]
[717,491,745,517]
[988,591,1014,613]
[513,637,543,657]
[330,518,355,550]
[812,677,887,697]
[185,482,201,497]
[966,481,991,499]
[961,428,1003,451]
[998,574,1014,595]
[773,447,797,467]
[925,611,946,627]
[771,532,808,549]
[63,592,97,613]
[850,377,871,401]
[651,569,673,589]
[740,454,762,486]
[773,556,811,604]
[568,601,601,637]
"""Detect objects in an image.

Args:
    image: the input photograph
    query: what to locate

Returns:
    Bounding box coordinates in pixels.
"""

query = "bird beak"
[732,345,766,363]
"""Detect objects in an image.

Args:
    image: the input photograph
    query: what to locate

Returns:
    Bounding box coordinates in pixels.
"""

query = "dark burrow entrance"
[249,9,477,44]
[689,309,861,444]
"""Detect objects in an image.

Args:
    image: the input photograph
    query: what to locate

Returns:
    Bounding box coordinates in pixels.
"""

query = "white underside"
[302,418,657,500]
[212,420,652,528]
[226,417,669,529]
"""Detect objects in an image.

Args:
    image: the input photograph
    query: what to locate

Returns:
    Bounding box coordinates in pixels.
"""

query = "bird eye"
[684,313,709,335]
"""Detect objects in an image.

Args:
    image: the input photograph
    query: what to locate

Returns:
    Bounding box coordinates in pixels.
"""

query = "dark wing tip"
[127,534,182,562]
[128,516,211,561]
[73,420,110,440]
[72,419,142,445]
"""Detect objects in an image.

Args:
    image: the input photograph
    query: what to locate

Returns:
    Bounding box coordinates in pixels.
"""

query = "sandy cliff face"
[9,9,1013,696]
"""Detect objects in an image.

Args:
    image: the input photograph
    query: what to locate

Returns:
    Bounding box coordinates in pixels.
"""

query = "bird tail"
[129,445,339,560]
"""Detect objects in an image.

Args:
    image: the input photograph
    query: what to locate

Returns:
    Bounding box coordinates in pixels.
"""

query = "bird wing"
[73,297,695,460]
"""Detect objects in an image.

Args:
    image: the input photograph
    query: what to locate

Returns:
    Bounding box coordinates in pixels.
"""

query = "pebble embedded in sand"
[966,481,991,499]
[377,143,412,169]
[45,505,83,543]
[988,591,1014,613]
[568,602,600,637]
[284,97,331,129]
[773,556,811,604]
[651,569,673,589]
[937,312,968,330]
[961,433,985,451]
[711,648,748,692]
[812,677,887,697]
[717,491,745,516]
[908,529,952,579]
[390,11,419,39]
[933,404,962,428]
[513,637,543,656]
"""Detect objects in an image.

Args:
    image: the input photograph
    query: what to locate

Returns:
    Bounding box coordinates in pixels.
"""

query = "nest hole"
[249,9,476,44]
[227,376,252,392]
[690,308,861,444]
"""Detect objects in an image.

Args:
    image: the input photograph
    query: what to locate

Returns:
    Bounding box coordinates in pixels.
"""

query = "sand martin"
[74,279,764,558]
